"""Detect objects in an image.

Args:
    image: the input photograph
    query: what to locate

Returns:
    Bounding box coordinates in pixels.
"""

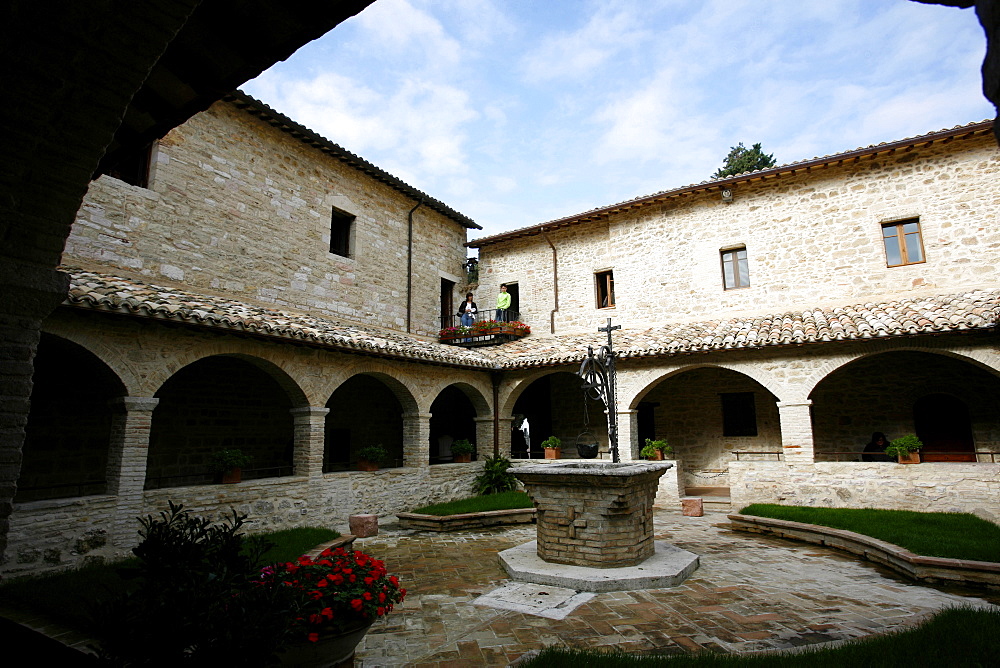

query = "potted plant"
[451,439,475,463]
[640,438,673,461]
[357,444,387,471]
[541,436,562,460]
[438,325,471,341]
[210,448,252,483]
[884,434,923,464]
[262,547,406,665]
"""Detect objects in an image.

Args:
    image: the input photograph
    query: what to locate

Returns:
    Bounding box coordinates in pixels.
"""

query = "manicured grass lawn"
[519,606,1000,667]
[739,504,1000,563]
[411,491,533,516]
[0,526,340,629]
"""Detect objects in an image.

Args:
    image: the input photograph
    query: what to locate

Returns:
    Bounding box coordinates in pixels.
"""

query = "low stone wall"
[730,461,1000,523]
[3,463,481,577]
[396,508,536,532]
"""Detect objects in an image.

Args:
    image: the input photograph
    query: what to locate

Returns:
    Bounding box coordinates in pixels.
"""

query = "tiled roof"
[484,290,1000,368]
[468,120,994,248]
[62,268,496,368]
[61,268,998,370]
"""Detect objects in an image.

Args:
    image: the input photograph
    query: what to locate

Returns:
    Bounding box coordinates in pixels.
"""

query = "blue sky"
[243,0,993,243]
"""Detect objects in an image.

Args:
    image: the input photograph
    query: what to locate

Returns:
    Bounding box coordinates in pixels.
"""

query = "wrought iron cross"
[577,318,621,462]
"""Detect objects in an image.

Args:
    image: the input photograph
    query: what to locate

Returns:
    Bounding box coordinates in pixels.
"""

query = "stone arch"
[147,345,309,407]
[808,347,1000,461]
[17,333,128,502]
[316,360,421,415]
[428,382,490,463]
[624,361,790,410]
[40,322,147,397]
[147,354,300,487]
[324,371,416,471]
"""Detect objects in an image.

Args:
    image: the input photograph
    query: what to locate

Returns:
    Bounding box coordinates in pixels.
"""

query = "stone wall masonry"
[3,463,483,577]
[65,101,469,337]
[729,461,1000,523]
[476,135,1000,334]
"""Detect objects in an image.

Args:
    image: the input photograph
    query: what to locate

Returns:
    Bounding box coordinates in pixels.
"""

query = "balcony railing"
[439,309,529,347]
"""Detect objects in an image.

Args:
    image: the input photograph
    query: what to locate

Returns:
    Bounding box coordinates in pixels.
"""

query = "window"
[721,247,749,289]
[100,142,153,188]
[721,392,757,436]
[882,218,924,266]
[595,270,615,308]
[330,207,356,257]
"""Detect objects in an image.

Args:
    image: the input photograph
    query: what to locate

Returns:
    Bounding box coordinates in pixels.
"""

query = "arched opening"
[635,366,780,491]
[17,334,126,502]
[324,375,404,471]
[914,394,976,462]
[510,371,607,459]
[810,351,1000,462]
[147,356,294,488]
[429,385,477,464]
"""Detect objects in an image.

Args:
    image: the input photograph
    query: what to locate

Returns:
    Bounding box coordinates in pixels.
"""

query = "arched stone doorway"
[147,355,295,488]
[17,334,126,502]
[634,366,780,490]
[810,351,1000,462]
[324,374,405,470]
[510,371,607,459]
[429,385,478,464]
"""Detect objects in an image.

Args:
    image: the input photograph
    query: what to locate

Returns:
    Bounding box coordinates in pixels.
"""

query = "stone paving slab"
[355,512,997,666]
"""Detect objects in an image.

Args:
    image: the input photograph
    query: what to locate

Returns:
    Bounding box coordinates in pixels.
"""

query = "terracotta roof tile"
[61,268,999,370]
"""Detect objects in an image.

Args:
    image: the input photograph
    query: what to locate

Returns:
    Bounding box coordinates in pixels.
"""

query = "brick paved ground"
[354,509,997,667]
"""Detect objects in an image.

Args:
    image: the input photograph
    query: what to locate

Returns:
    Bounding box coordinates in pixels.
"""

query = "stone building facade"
[6,95,1000,575]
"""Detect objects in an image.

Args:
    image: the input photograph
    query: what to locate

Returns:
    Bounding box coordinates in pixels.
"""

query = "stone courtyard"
[349,508,996,666]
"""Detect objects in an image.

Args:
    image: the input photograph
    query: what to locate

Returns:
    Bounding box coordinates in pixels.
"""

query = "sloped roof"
[225,91,480,230]
[60,268,999,371]
[468,120,995,248]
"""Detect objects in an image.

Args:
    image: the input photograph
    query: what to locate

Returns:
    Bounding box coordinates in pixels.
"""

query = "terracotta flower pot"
[897,451,921,464]
[453,453,471,463]
[220,468,242,484]
[544,447,561,460]
[357,460,380,472]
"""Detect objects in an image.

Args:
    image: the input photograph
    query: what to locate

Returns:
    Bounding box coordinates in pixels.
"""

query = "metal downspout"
[406,198,424,333]
[542,230,559,334]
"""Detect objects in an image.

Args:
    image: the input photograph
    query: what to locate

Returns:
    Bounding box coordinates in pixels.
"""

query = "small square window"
[721,247,749,289]
[721,392,757,436]
[882,218,924,267]
[595,270,615,308]
[330,207,356,257]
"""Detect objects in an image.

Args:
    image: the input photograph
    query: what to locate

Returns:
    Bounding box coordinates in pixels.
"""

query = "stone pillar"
[496,417,514,458]
[106,396,159,546]
[402,412,432,468]
[617,409,639,461]
[0,264,70,563]
[474,417,497,459]
[777,401,814,464]
[290,406,329,478]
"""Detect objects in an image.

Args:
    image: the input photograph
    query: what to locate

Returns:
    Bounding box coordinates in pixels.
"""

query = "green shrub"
[640,438,673,459]
[209,448,252,473]
[884,434,922,458]
[412,490,532,516]
[358,443,388,465]
[451,439,475,455]
[540,436,562,450]
[473,454,518,495]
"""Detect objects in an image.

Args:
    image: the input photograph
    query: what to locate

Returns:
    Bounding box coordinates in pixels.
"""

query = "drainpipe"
[406,198,424,333]
[492,368,501,457]
[542,230,559,334]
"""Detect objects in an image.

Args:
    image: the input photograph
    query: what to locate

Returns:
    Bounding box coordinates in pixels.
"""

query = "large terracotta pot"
[280,619,373,667]
[220,468,242,484]
[897,451,921,464]
[544,447,561,460]
[453,453,472,463]
[357,460,380,472]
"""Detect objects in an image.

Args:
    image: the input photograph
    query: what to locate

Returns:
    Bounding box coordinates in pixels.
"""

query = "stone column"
[777,400,815,464]
[402,412,432,468]
[497,417,515,458]
[106,396,159,546]
[473,417,498,459]
[290,406,329,478]
[617,409,639,461]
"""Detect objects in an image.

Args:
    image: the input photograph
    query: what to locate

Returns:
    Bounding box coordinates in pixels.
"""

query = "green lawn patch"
[519,606,1000,667]
[739,504,1000,563]
[411,491,533,516]
[0,525,340,630]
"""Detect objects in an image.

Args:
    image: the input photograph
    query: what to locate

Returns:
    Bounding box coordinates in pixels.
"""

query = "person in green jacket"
[496,284,511,322]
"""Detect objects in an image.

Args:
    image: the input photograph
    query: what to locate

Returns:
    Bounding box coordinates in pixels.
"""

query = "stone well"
[513,461,669,568]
